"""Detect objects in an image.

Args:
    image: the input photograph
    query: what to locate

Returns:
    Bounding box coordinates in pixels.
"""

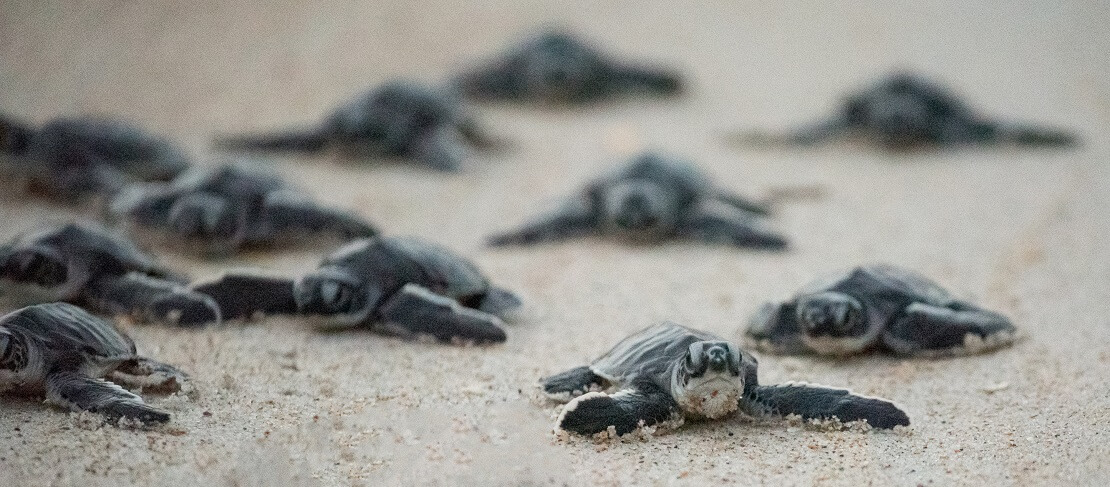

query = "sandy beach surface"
[2,1,1108,485]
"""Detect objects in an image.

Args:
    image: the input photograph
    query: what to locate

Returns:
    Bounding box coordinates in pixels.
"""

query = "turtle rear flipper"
[540,365,606,401]
[260,190,377,241]
[192,273,299,322]
[377,283,506,344]
[486,197,597,246]
[676,204,789,250]
[742,382,909,429]
[882,302,1016,357]
[557,381,680,436]
[112,357,188,392]
[45,370,170,425]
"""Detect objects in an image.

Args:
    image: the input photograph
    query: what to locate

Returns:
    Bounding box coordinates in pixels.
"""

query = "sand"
[1,1,1109,485]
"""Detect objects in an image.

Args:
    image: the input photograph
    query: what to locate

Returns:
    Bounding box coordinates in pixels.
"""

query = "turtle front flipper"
[882,302,1016,357]
[192,272,299,322]
[713,191,771,217]
[741,382,909,429]
[377,283,506,344]
[557,381,681,436]
[609,64,683,96]
[45,370,171,425]
[726,117,849,148]
[85,273,221,327]
[213,128,329,153]
[471,286,523,321]
[743,302,810,355]
[259,190,377,242]
[676,204,788,250]
[487,197,597,246]
[540,365,607,401]
[111,357,189,392]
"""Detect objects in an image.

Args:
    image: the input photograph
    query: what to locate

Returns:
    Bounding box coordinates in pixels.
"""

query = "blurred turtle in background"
[454,31,683,105]
[729,72,1077,150]
[0,113,190,201]
[745,264,1017,357]
[487,152,787,250]
[190,236,522,344]
[214,81,497,170]
[111,161,376,256]
[0,222,220,327]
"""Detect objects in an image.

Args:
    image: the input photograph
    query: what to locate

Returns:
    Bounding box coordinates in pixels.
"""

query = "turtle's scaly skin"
[110,161,376,255]
[488,152,787,249]
[0,302,187,425]
[213,81,494,170]
[455,31,683,105]
[745,264,1017,357]
[542,322,910,436]
[191,236,521,344]
[0,114,189,200]
[732,72,1077,150]
[0,222,221,327]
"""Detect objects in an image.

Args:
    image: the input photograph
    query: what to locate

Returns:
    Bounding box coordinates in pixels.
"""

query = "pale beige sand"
[1,1,1109,485]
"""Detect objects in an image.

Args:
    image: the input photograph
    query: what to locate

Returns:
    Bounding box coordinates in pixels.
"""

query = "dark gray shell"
[589,322,720,387]
[799,264,954,307]
[324,82,465,155]
[322,237,490,301]
[2,302,137,361]
[9,222,171,283]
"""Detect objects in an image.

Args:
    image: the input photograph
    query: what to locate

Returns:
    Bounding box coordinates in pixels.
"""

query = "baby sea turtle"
[731,72,1076,150]
[542,322,909,436]
[110,161,377,255]
[744,264,1017,357]
[0,222,220,326]
[0,114,190,200]
[214,81,495,170]
[454,31,682,105]
[487,152,787,249]
[191,236,522,344]
[0,302,187,425]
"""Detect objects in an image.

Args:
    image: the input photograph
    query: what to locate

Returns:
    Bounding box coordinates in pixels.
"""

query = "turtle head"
[294,267,377,323]
[672,340,745,419]
[517,33,599,102]
[600,180,680,242]
[795,292,873,354]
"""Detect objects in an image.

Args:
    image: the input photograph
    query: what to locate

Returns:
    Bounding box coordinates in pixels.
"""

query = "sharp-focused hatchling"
[745,264,1017,357]
[0,302,187,425]
[731,72,1076,150]
[488,152,787,249]
[214,81,495,170]
[542,322,909,436]
[111,161,376,255]
[191,236,522,344]
[0,222,220,326]
[0,114,190,200]
[454,31,683,105]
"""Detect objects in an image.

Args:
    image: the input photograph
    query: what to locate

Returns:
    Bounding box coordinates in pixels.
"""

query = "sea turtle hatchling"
[0,302,187,425]
[542,322,909,436]
[110,161,377,255]
[213,81,496,170]
[454,31,683,105]
[190,236,522,344]
[744,264,1017,357]
[0,113,190,200]
[487,152,787,249]
[730,72,1077,150]
[0,222,221,326]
